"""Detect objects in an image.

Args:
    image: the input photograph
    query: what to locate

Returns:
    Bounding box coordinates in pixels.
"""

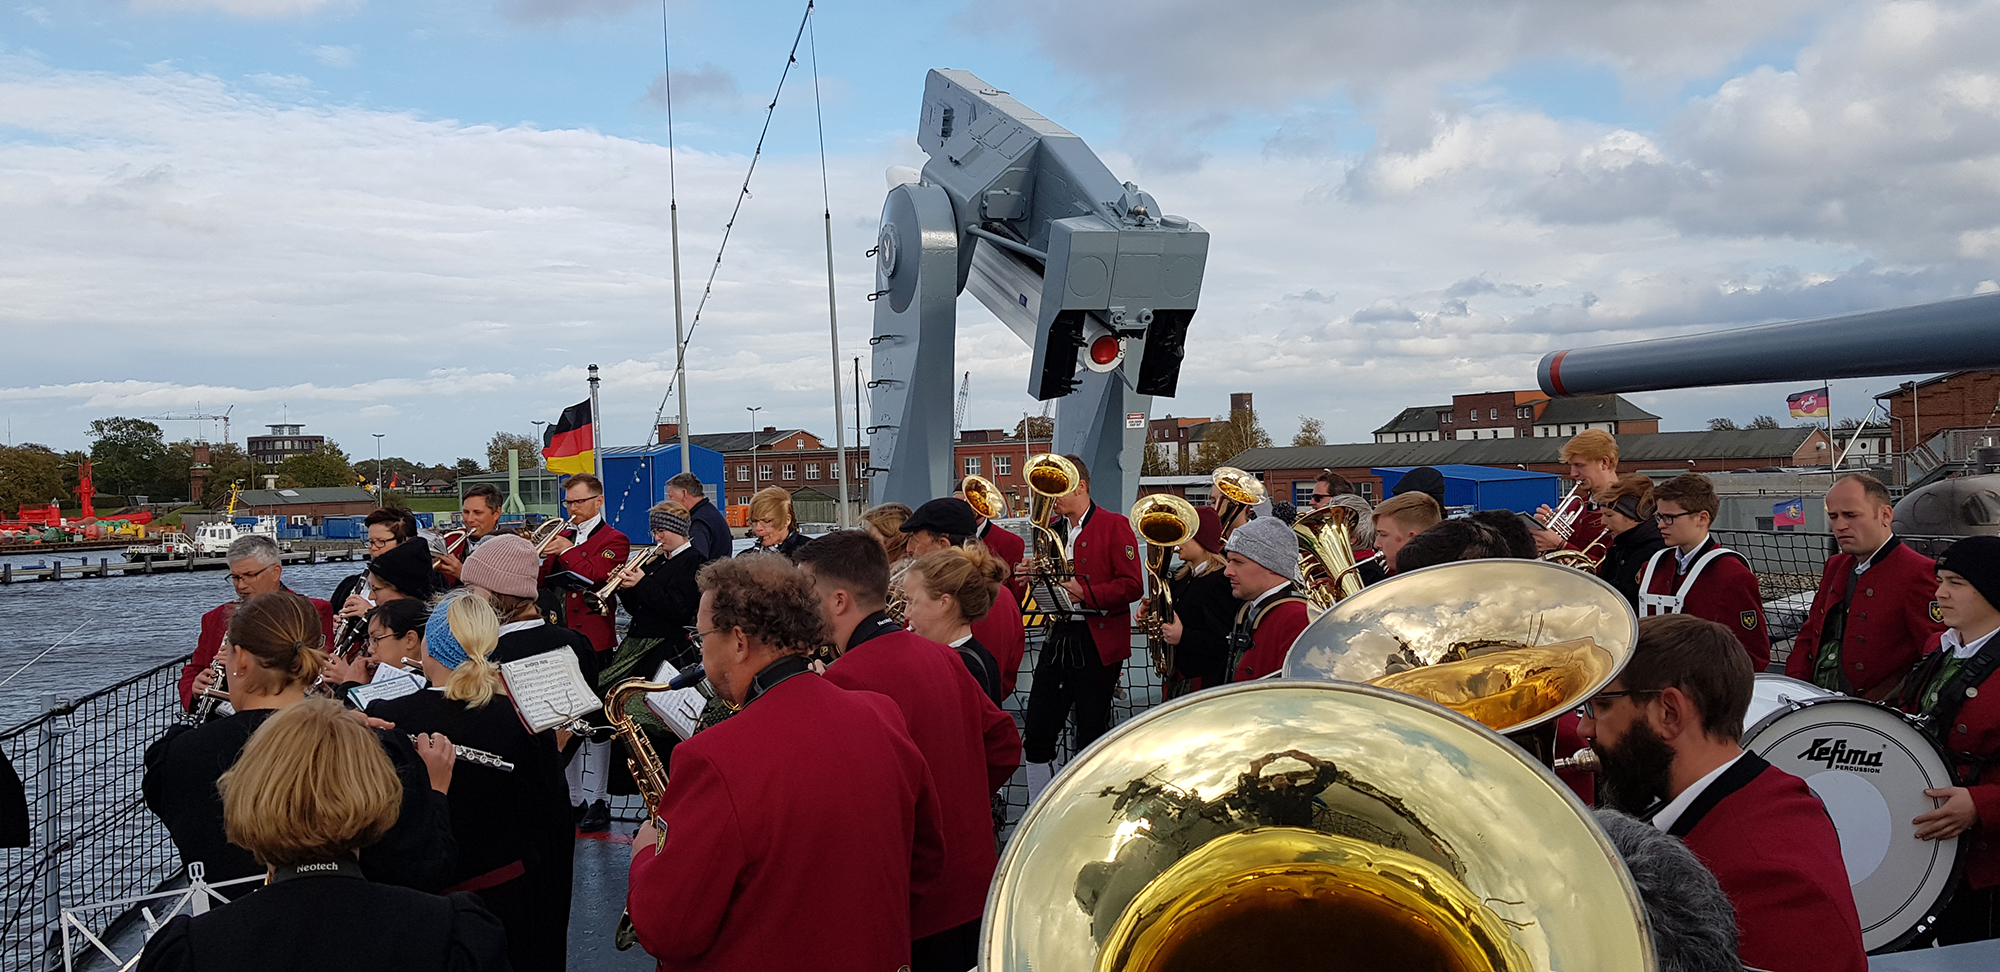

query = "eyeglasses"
[568,493,604,504]
[1653,511,1696,525]
[684,625,725,644]
[227,563,276,584]
[1577,689,1661,718]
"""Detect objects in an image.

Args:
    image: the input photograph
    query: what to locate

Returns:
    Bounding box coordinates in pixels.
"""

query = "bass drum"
[1741,674,1964,952]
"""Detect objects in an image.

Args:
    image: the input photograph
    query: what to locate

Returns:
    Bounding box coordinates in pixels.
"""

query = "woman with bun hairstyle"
[902,544,1010,704]
[136,699,509,972]
[143,590,458,897]
[367,590,575,971]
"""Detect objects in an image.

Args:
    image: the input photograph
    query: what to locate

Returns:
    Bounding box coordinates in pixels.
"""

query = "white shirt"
[1943,626,2000,660]
[570,513,604,546]
[1673,534,1712,575]
[1652,751,1746,833]
[663,540,691,560]
[498,618,546,636]
[949,634,973,648]
[1063,506,1092,563]
[1243,579,1290,615]
[1855,536,1894,576]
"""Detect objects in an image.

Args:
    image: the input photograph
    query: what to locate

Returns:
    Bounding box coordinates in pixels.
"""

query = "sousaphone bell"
[984,680,1655,971]
[1282,559,1639,737]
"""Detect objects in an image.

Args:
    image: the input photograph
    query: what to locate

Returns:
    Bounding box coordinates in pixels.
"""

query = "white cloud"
[129,0,346,16]
[304,44,355,67]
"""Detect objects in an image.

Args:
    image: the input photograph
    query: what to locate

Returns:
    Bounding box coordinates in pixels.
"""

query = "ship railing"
[0,654,191,972]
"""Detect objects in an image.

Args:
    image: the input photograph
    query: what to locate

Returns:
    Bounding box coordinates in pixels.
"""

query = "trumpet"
[1022,453,1081,622]
[1540,482,1611,571]
[430,528,469,567]
[584,543,667,616]
[1130,493,1200,678]
[1211,466,1266,541]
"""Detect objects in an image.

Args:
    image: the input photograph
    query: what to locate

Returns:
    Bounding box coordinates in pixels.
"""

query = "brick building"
[1375,392,1659,443]
[660,423,1055,515]
[1228,428,1832,508]
[246,423,325,467]
[1873,370,2000,453]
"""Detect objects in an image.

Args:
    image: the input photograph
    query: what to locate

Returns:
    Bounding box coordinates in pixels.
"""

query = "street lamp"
[746,407,763,493]
[532,419,546,447]
[372,433,385,507]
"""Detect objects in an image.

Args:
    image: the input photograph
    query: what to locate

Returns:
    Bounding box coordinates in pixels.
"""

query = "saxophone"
[607,676,676,951]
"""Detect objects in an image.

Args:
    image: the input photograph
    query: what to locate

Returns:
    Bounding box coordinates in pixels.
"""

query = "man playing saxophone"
[626,556,947,971]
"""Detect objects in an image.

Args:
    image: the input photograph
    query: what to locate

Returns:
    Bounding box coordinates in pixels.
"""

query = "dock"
[0,545,368,584]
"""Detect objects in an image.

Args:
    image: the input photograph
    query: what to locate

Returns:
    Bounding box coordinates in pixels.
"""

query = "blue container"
[413,512,435,529]
[234,517,257,528]
[595,443,727,543]
[1372,464,1564,514]
[322,516,365,539]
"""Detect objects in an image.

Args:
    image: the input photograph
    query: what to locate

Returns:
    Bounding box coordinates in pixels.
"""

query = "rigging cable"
[659,0,818,403]
[806,2,851,526]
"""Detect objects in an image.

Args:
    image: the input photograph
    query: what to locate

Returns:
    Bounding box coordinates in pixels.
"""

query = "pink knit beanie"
[461,534,540,598]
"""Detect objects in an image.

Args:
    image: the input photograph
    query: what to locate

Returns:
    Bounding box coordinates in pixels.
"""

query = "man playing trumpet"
[1533,429,1620,557]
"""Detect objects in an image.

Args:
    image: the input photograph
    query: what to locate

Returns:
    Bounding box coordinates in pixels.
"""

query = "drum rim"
[1742,694,1970,952]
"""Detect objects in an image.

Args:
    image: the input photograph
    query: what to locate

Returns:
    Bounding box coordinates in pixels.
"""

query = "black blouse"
[135,869,508,972]
[142,708,457,896]
[619,544,702,648]
[1167,565,1239,687]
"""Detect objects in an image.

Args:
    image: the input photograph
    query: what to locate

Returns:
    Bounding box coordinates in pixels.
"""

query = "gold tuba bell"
[1022,454,1081,621]
[1209,466,1265,541]
[1129,492,1200,678]
[962,474,1007,520]
[1291,503,1366,609]
[1282,558,1638,737]
[984,680,1656,971]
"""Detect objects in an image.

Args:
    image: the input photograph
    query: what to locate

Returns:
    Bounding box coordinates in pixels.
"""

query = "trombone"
[1130,493,1200,678]
[1210,466,1266,541]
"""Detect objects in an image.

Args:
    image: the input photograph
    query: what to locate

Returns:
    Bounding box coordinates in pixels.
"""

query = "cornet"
[526,515,575,556]
[584,543,667,616]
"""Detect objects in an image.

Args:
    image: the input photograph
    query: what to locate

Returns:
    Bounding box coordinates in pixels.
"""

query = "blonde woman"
[136,699,509,972]
[902,545,1011,704]
[143,591,456,897]
[742,485,809,560]
[367,590,574,972]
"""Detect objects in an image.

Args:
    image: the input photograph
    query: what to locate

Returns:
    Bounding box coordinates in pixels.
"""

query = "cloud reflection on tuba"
[983,680,1656,971]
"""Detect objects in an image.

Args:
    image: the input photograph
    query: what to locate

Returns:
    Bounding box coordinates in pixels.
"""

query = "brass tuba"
[1291,503,1366,610]
[1129,493,1200,678]
[962,474,1006,520]
[1022,453,1081,621]
[1282,559,1638,736]
[1209,466,1266,541]
[984,680,1656,971]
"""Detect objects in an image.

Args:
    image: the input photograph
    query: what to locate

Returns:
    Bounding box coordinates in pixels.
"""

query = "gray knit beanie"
[1225,515,1300,583]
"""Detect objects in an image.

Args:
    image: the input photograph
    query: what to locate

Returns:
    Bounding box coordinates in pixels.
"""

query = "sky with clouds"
[4,0,1999,463]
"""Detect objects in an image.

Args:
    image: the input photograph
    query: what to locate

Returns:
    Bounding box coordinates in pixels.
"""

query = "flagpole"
[589,364,604,484]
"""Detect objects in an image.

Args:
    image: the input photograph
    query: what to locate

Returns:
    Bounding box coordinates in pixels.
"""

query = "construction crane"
[141,405,233,445]
[953,371,970,437]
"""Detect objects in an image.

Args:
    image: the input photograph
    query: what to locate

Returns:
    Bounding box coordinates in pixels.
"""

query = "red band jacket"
[539,518,630,653]
[826,617,1023,937]
[1230,588,1312,683]
[1673,754,1867,972]
[626,671,946,971]
[178,594,336,709]
[1899,630,2000,890]
[1059,505,1145,668]
[1639,538,1771,672]
[978,520,1026,601]
[1785,539,1942,697]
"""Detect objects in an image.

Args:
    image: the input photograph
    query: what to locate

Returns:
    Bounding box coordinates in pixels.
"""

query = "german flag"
[541,400,595,475]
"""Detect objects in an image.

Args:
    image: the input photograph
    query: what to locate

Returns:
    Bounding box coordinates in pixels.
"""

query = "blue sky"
[4,0,1995,464]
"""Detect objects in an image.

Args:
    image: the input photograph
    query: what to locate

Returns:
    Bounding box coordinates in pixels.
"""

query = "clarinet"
[181,654,229,726]
[407,735,516,772]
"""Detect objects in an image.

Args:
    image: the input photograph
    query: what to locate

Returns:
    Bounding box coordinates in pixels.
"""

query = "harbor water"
[0,554,363,728]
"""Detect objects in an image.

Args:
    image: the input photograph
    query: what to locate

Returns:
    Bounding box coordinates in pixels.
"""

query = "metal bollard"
[49,561,60,581]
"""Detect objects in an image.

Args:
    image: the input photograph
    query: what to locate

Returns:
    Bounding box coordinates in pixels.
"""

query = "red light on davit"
[1090,335,1121,365]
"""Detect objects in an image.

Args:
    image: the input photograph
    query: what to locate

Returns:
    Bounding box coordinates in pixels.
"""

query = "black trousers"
[1022,622,1121,764]
[1934,883,1999,946]
[911,918,979,972]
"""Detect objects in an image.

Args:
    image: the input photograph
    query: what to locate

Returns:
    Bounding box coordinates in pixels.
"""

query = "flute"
[409,736,515,773]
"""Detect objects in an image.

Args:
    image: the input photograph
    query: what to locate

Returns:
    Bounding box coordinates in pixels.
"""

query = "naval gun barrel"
[1537,292,2000,397]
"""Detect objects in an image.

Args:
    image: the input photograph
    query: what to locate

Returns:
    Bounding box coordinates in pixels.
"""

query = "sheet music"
[643,660,707,741]
[1026,568,1076,618]
[500,651,603,733]
[348,665,427,710]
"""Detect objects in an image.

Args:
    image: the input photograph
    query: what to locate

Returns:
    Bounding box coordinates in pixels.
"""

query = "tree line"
[0,418,547,516]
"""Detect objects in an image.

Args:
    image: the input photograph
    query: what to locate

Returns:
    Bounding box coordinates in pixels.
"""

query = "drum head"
[1744,696,1964,952]
[1745,673,1835,732]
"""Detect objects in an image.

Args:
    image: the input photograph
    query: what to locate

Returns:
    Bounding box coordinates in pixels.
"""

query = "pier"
[0,545,367,584]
